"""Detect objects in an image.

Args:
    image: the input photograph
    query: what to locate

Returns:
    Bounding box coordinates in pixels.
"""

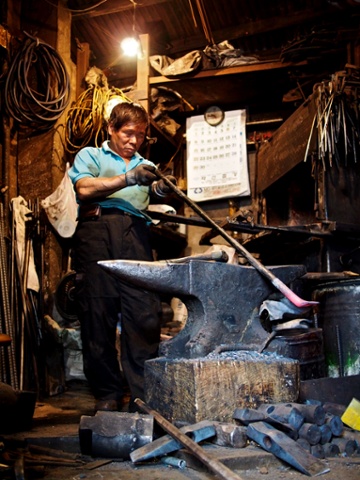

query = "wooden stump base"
[144,350,300,423]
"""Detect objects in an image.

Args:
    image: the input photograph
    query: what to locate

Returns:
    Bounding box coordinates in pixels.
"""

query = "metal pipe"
[160,456,186,469]
[155,169,318,308]
[2,115,10,234]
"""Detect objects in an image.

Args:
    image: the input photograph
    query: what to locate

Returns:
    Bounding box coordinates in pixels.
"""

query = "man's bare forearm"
[75,174,128,201]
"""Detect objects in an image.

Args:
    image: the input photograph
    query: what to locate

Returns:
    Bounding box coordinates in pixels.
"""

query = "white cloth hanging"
[11,196,40,292]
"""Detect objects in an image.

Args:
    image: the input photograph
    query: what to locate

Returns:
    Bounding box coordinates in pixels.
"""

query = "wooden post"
[136,33,150,112]
[76,41,90,98]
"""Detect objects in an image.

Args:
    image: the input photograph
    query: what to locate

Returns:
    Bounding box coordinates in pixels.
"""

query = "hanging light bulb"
[121,37,139,57]
[120,0,140,57]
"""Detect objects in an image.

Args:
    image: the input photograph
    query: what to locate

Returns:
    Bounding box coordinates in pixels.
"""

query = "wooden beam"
[72,0,171,18]
[256,94,317,193]
[76,41,90,97]
[88,4,339,70]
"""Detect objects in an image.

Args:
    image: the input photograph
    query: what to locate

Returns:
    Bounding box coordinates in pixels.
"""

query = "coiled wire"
[65,86,131,154]
[4,31,70,132]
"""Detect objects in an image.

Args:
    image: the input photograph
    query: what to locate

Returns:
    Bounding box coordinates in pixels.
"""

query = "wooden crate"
[144,351,300,423]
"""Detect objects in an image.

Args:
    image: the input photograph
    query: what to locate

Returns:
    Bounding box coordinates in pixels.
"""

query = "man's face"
[108,121,147,160]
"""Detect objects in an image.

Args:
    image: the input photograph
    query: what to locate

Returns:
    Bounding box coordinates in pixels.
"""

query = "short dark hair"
[108,102,149,131]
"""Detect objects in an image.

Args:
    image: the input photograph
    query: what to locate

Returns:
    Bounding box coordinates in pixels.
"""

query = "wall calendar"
[186,109,250,202]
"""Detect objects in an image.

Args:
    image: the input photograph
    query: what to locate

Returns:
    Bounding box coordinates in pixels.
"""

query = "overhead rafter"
[71,0,171,18]
[167,5,341,54]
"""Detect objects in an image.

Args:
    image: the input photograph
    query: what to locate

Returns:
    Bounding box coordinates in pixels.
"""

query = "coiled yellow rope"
[65,86,131,154]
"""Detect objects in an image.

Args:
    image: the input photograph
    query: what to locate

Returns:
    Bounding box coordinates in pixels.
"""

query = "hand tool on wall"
[134,398,245,480]
[154,169,318,308]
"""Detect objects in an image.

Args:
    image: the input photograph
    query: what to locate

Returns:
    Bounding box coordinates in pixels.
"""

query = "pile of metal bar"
[0,202,17,389]
[305,65,360,169]
[0,199,43,393]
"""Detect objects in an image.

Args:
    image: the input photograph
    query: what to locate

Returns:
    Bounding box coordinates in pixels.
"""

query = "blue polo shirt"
[68,141,156,221]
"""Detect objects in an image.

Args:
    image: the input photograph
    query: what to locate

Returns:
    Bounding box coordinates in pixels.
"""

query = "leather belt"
[78,204,126,220]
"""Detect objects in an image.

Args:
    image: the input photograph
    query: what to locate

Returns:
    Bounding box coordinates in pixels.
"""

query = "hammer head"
[79,411,154,458]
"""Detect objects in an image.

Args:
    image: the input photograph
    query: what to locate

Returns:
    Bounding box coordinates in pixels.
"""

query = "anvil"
[98,257,307,358]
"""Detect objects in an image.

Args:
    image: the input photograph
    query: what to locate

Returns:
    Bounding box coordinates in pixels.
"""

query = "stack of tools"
[129,399,360,477]
[235,401,360,474]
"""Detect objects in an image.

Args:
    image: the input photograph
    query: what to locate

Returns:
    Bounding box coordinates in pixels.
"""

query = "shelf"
[147,60,308,111]
[149,60,307,86]
[150,119,178,148]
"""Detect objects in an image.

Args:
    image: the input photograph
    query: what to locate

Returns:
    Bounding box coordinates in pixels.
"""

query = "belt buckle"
[79,204,101,220]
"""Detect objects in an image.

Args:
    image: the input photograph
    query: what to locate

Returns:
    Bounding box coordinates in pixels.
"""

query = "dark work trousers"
[72,211,162,404]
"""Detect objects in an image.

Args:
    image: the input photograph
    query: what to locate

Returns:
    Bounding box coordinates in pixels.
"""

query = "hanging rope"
[4,31,71,133]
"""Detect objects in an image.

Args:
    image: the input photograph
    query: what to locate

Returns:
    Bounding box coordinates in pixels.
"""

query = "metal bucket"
[270,328,326,380]
[311,278,360,378]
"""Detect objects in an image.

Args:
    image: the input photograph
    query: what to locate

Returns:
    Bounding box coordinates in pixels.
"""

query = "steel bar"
[134,398,245,480]
[149,210,334,238]
[155,169,318,308]
[0,204,7,382]
[14,240,38,392]
[0,202,18,388]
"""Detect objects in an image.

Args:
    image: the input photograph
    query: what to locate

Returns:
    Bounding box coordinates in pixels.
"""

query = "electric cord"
[65,86,131,154]
[4,31,71,133]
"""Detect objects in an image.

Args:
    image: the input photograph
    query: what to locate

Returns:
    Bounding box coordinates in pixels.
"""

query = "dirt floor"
[1,380,359,480]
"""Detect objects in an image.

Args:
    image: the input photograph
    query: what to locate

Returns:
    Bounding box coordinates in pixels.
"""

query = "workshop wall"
[4,0,77,307]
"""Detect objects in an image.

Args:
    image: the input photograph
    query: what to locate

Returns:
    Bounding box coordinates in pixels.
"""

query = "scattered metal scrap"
[126,399,359,477]
[134,398,245,480]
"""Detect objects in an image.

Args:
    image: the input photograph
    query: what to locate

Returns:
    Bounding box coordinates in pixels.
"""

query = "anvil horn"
[98,259,191,295]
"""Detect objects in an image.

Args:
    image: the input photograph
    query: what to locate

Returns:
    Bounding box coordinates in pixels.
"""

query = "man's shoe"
[95,399,120,412]
[128,398,142,413]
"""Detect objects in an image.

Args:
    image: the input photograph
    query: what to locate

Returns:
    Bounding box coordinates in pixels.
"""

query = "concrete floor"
[1,380,360,480]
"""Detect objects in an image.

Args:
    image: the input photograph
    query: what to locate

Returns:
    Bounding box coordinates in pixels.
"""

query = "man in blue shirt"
[68,102,175,412]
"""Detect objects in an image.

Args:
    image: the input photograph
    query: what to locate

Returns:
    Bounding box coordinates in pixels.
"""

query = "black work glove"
[125,164,157,186]
[152,175,177,197]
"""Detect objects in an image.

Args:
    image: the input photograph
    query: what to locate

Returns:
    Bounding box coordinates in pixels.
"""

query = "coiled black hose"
[4,32,70,133]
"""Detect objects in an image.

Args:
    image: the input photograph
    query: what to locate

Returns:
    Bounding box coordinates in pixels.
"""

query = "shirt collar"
[102,140,142,163]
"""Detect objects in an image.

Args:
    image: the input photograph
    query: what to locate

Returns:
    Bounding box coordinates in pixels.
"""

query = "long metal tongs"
[155,169,318,308]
